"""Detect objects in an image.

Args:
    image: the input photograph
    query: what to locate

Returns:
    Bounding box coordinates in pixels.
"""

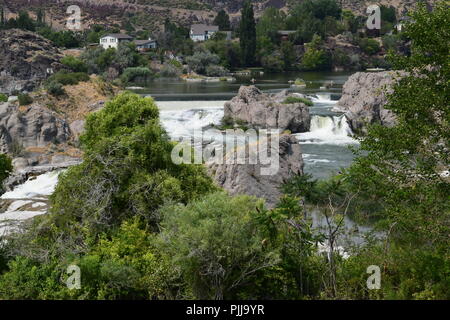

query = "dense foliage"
[0,154,12,189]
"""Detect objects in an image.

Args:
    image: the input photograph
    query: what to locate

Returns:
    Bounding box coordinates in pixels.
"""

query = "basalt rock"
[0,29,62,94]
[0,102,71,154]
[207,134,303,208]
[334,71,402,134]
[224,86,311,133]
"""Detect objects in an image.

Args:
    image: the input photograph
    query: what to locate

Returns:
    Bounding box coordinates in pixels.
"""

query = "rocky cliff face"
[224,86,311,133]
[207,134,303,208]
[0,102,71,154]
[0,29,62,94]
[335,71,402,134]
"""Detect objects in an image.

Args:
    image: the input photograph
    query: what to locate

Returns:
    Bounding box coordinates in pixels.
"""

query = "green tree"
[300,35,331,70]
[51,92,216,237]
[0,154,12,188]
[214,9,231,31]
[239,1,257,66]
[16,11,35,31]
[159,192,280,299]
[280,41,296,70]
[343,3,449,299]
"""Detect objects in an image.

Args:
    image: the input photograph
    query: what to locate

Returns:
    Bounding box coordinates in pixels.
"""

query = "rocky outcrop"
[224,86,311,133]
[0,102,71,154]
[0,29,62,94]
[207,134,303,208]
[335,71,402,134]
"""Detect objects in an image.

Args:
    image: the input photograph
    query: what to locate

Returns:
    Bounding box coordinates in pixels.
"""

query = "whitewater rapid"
[156,93,357,179]
[0,171,62,236]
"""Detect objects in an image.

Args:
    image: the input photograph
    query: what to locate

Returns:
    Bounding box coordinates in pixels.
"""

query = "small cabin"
[190,24,219,42]
[134,38,157,51]
[99,34,133,49]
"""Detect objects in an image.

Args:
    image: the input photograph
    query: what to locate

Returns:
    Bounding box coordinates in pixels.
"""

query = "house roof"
[277,30,296,36]
[134,39,156,45]
[102,33,133,40]
[190,24,219,34]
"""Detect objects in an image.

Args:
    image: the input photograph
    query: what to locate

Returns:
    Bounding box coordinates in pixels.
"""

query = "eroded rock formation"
[0,29,62,94]
[335,71,402,134]
[224,86,311,133]
[207,134,303,208]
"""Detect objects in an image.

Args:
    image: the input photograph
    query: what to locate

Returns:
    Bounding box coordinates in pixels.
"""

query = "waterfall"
[0,170,62,236]
[310,93,338,104]
[158,101,225,139]
[297,115,356,145]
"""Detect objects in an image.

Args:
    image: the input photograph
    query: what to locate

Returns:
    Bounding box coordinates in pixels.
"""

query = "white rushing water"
[296,115,356,145]
[310,93,338,104]
[158,101,225,139]
[0,171,62,236]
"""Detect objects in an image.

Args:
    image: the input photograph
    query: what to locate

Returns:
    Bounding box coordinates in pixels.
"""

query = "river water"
[138,71,359,179]
[1,72,374,249]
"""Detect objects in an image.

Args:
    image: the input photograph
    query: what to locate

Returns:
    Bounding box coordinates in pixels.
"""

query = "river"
[1,72,374,248]
[137,71,358,179]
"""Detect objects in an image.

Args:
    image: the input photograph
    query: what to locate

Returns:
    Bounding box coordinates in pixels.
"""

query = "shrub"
[160,63,182,78]
[261,54,284,73]
[301,48,331,71]
[50,92,216,236]
[0,93,8,102]
[49,71,90,86]
[282,96,314,106]
[120,67,153,84]
[159,192,280,299]
[205,64,228,77]
[46,81,65,96]
[18,93,33,106]
[0,153,12,187]
[294,78,306,86]
[358,38,381,55]
[61,56,88,72]
[186,51,221,75]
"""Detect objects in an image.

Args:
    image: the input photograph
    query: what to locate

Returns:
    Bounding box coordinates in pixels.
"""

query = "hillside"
[0,0,437,32]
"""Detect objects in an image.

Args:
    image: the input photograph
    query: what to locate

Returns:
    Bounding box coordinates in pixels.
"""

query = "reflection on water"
[135,71,352,101]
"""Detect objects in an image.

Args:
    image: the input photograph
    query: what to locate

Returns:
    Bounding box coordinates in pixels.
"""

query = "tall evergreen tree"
[214,9,231,31]
[239,1,256,66]
[1,7,5,28]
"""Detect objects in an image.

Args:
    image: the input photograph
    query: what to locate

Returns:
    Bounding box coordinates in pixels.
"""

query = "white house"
[190,24,219,42]
[99,33,133,49]
[134,38,157,51]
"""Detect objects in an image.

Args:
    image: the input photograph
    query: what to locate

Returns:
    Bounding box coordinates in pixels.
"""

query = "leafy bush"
[160,63,182,78]
[282,96,314,106]
[0,153,12,187]
[294,78,306,86]
[300,35,331,71]
[0,94,8,102]
[186,51,221,75]
[159,192,280,299]
[205,65,228,77]
[261,54,284,73]
[49,71,89,86]
[46,81,65,96]
[50,92,216,236]
[358,38,381,55]
[120,67,153,84]
[61,56,88,73]
[18,93,33,106]
[382,34,402,52]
